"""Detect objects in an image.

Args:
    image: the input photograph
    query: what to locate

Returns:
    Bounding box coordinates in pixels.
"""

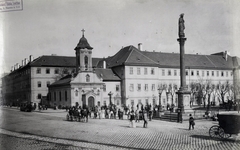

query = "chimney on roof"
[24,58,28,65]
[138,43,142,51]
[11,66,13,72]
[22,60,24,66]
[29,55,33,62]
[223,51,229,61]
[15,63,18,70]
[103,58,106,69]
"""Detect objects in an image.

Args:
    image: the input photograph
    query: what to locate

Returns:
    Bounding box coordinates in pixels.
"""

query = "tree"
[168,83,178,106]
[216,81,231,105]
[195,78,211,108]
[157,83,167,110]
[226,83,234,102]
[189,82,197,107]
[211,84,218,106]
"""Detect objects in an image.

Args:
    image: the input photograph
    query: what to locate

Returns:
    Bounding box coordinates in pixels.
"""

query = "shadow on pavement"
[177,128,189,131]
[119,125,144,129]
[190,135,240,143]
[191,135,222,141]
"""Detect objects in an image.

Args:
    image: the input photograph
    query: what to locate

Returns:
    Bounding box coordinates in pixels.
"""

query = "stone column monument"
[177,14,191,122]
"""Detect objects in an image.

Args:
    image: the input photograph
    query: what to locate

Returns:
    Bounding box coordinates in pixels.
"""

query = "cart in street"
[209,113,240,139]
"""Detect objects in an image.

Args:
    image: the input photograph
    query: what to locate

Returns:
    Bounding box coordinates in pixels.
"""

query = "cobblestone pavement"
[0,131,129,150]
[0,133,88,150]
[1,107,240,150]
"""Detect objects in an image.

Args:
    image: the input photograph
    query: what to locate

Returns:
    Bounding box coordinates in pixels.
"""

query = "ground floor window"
[145,99,148,105]
[37,93,42,99]
[153,99,156,106]
[131,100,134,107]
[65,91,67,101]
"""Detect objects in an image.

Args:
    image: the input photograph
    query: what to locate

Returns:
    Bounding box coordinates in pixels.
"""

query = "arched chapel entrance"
[88,96,95,109]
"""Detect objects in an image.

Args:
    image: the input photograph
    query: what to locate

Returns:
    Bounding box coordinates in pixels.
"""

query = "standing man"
[143,109,148,128]
[189,114,195,130]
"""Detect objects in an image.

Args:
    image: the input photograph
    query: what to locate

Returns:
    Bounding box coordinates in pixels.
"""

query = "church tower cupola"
[74,29,93,72]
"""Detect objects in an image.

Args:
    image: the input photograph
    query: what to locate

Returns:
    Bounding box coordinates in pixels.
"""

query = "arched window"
[85,55,88,70]
[86,74,90,82]
[85,55,88,64]
[75,89,78,97]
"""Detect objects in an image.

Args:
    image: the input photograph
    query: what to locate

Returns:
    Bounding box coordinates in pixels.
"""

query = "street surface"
[0,107,240,150]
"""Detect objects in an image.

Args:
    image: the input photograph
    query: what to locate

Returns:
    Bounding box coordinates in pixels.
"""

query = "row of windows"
[129,67,232,78]
[8,69,30,79]
[48,91,68,101]
[185,70,232,77]
[103,84,120,92]
[36,68,75,74]
[37,81,51,88]
[129,84,156,91]
[130,67,155,75]
[130,99,157,107]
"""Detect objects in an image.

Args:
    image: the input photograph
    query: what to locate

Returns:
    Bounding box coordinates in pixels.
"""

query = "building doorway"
[88,96,95,110]
[82,95,86,107]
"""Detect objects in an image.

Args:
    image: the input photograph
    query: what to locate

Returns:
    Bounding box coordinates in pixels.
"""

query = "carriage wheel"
[218,127,231,139]
[209,125,220,138]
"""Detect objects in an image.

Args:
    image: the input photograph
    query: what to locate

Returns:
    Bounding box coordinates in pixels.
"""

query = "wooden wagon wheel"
[209,125,220,138]
[218,127,231,139]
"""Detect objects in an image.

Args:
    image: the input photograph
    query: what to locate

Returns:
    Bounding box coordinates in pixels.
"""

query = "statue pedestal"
[176,88,192,122]
[176,88,191,113]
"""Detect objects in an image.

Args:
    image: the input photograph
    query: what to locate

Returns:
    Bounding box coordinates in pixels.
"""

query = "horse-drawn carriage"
[209,113,240,139]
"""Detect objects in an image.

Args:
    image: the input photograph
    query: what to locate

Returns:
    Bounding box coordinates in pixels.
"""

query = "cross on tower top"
[81,29,85,36]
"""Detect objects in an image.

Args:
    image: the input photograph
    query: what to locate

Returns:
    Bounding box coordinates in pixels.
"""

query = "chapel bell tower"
[74,29,93,72]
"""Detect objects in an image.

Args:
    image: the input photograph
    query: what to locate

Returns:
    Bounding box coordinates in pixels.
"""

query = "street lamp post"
[108,91,113,106]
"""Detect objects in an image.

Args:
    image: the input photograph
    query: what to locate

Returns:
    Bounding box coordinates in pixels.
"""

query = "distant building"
[2,33,240,110]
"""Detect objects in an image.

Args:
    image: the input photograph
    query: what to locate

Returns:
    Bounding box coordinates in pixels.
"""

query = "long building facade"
[2,34,240,110]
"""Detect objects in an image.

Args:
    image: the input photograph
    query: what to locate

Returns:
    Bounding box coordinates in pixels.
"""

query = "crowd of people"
[66,103,155,128]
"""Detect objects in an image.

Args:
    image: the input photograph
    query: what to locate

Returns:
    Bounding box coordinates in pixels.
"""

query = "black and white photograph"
[1,0,240,149]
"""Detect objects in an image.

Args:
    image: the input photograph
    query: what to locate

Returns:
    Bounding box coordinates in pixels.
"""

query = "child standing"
[189,114,195,130]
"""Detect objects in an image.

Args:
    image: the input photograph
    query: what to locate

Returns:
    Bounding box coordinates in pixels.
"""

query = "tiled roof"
[142,51,234,69]
[29,55,101,68]
[93,58,103,68]
[49,68,120,87]
[108,46,158,67]
[30,56,76,67]
[96,56,113,68]
[14,46,239,75]
[140,50,234,70]
[95,68,121,81]
[49,75,72,87]
[104,45,235,70]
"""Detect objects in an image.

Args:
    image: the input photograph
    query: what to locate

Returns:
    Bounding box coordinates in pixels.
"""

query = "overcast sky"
[1,0,240,75]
